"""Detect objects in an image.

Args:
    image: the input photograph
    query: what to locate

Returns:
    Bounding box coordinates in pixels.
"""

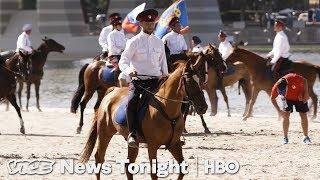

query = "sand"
[0,106,320,180]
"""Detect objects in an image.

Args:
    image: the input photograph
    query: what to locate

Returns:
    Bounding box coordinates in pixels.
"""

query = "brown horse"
[202,46,252,117]
[70,60,119,134]
[0,51,31,134]
[182,44,228,133]
[5,37,65,111]
[79,60,207,180]
[227,47,320,120]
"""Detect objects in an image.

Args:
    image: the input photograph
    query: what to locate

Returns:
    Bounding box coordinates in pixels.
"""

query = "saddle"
[114,82,160,126]
[100,65,120,85]
[266,58,293,80]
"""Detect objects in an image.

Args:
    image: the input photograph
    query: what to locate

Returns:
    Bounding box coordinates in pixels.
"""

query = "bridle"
[134,69,203,106]
[133,68,205,149]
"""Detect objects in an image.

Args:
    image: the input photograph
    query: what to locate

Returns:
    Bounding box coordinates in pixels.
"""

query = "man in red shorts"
[270,72,311,144]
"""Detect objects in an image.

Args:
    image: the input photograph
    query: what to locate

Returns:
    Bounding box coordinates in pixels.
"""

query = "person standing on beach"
[270,72,311,144]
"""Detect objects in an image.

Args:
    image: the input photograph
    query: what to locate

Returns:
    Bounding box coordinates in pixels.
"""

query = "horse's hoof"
[228,114,231,117]
[311,116,317,120]
[204,129,211,134]
[183,129,188,134]
[38,108,42,112]
[210,112,217,116]
[25,109,29,112]
[76,127,82,134]
[20,127,25,134]
[242,117,248,121]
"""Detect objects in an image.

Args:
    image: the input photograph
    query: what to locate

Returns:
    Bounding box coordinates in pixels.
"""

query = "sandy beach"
[0,106,320,179]
[0,54,320,179]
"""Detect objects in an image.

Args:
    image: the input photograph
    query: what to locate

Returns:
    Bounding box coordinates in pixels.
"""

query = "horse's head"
[42,37,65,53]
[17,51,31,80]
[204,43,227,72]
[180,60,208,115]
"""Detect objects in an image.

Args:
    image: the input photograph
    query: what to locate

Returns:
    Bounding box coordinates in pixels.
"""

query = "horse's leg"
[182,103,190,133]
[168,143,185,180]
[220,87,231,117]
[200,115,211,133]
[94,114,113,180]
[17,81,23,109]
[5,101,9,111]
[25,82,31,112]
[7,95,25,134]
[309,89,318,120]
[240,80,251,117]
[35,80,42,112]
[243,87,259,121]
[125,147,139,180]
[93,89,104,112]
[147,146,158,180]
[77,90,95,134]
[206,88,218,116]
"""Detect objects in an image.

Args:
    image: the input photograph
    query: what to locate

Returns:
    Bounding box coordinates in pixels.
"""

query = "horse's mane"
[157,60,186,89]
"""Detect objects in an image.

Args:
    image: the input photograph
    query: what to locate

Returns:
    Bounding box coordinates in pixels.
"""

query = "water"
[3,53,320,116]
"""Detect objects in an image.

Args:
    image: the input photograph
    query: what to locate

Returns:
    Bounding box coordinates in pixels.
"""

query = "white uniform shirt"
[218,40,233,60]
[267,31,290,64]
[98,25,113,52]
[16,32,32,54]
[107,29,126,56]
[119,31,168,79]
[162,31,187,55]
[99,25,124,52]
[192,44,204,53]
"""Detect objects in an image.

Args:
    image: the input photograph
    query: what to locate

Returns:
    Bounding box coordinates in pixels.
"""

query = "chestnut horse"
[0,51,31,134]
[79,60,207,180]
[5,37,65,111]
[71,45,222,134]
[227,47,320,120]
[70,59,120,134]
[202,46,251,117]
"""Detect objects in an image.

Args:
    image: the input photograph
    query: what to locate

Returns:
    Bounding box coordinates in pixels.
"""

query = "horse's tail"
[71,63,89,113]
[79,116,98,163]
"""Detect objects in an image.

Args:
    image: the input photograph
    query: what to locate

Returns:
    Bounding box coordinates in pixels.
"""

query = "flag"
[154,0,188,39]
[122,3,146,33]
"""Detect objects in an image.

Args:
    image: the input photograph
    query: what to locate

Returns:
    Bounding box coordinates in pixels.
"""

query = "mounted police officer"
[218,30,233,64]
[215,30,232,88]
[267,19,291,79]
[98,13,122,60]
[106,16,126,84]
[16,24,33,55]
[107,16,126,64]
[119,9,168,148]
[162,16,188,66]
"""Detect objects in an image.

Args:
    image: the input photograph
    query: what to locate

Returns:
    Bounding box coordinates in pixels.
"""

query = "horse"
[182,44,228,133]
[202,46,252,117]
[79,60,208,180]
[0,51,31,134]
[5,37,65,111]
[226,47,320,120]
[71,44,223,135]
[70,57,121,134]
